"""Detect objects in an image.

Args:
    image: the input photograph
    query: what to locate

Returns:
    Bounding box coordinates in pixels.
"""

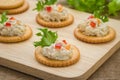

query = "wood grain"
[0,0,120,80]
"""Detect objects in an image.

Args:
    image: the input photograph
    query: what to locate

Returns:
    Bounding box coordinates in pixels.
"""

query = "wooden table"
[0,0,120,80]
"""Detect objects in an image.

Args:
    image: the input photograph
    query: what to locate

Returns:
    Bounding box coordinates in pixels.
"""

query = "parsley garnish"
[0,11,8,24]
[34,28,58,47]
[67,0,120,18]
[33,0,57,11]
[108,0,120,16]
[94,10,109,22]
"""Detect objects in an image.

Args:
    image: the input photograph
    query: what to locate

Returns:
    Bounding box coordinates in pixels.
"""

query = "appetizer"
[0,12,32,42]
[34,0,74,28]
[34,28,80,67]
[74,15,116,43]
[0,0,29,14]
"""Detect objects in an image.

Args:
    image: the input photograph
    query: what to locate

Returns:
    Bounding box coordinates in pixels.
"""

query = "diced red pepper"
[62,40,67,44]
[90,21,96,28]
[46,6,52,12]
[9,17,15,20]
[5,22,11,27]
[88,15,94,19]
[55,43,62,49]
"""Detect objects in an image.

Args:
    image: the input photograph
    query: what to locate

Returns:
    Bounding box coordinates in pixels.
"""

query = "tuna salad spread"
[39,5,68,22]
[41,40,72,60]
[0,17,26,36]
[78,15,109,37]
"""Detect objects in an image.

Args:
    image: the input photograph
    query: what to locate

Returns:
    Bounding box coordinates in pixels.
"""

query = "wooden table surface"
[0,49,120,80]
[0,0,120,80]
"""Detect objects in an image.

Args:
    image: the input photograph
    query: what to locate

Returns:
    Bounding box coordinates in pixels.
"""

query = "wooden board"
[0,0,120,80]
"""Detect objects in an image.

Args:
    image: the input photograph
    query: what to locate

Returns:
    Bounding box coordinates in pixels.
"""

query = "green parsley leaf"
[94,10,109,22]
[36,32,42,36]
[108,0,120,16]
[33,0,57,11]
[33,0,44,11]
[100,15,109,22]
[67,0,120,17]
[0,11,8,24]
[67,0,105,13]
[45,0,57,5]
[34,28,58,47]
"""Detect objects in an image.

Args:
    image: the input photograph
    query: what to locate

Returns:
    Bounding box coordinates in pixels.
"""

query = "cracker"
[0,1,29,15]
[36,14,74,28]
[74,27,116,43]
[0,26,32,43]
[35,45,80,67]
[0,0,24,10]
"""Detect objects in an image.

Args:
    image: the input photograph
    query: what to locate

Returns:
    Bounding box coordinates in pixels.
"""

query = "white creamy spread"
[39,5,68,22]
[78,16,109,37]
[0,17,26,36]
[41,40,73,60]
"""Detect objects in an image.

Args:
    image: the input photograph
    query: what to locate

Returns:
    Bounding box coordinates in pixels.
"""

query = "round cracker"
[0,0,24,10]
[0,26,32,43]
[74,27,116,43]
[0,1,29,15]
[36,14,74,28]
[35,45,80,67]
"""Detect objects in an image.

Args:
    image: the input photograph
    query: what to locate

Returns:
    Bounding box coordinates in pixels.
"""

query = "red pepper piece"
[55,43,62,49]
[62,40,67,44]
[46,6,52,12]
[9,17,15,20]
[5,22,11,27]
[88,15,94,19]
[90,21,96,28]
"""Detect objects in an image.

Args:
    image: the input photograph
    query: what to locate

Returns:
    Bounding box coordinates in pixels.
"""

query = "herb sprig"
[34,28,58,47]
[108,0,120,16]
[33,0,57,11]
[0,12,8,24]
[93,10,109,22]
[67,0,120,20]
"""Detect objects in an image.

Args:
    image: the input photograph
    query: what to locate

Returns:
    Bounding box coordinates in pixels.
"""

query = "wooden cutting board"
[0,0,120,80]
